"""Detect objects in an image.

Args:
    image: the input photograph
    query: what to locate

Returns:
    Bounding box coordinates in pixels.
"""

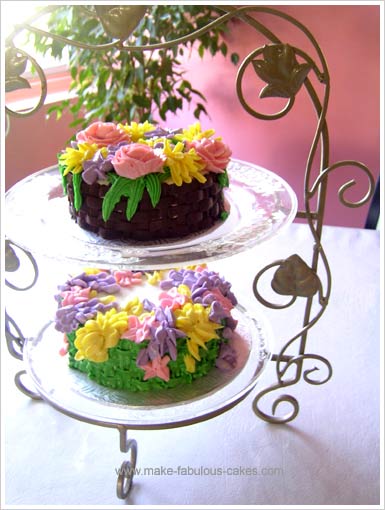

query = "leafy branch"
[30,5,239,129]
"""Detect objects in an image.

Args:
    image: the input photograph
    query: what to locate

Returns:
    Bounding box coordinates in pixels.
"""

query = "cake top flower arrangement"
[58,121,232,222]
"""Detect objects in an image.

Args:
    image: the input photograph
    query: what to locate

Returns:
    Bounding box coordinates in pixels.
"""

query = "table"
[2,223,381,506]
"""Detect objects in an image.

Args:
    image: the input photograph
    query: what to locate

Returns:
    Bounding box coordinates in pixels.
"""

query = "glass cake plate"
[5,159,297,269]
[23,305,272,429]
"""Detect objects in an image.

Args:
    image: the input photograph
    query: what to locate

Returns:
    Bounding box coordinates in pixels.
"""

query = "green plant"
[31,5,239,129]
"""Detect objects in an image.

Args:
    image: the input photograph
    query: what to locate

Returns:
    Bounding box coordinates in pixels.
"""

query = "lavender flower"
[58,271,120,294]
[144,127,182,140]
[215,342,237,371]
[160,269,237,306]
[136,306,185,367]
[208,301,229,324]
[55,298,118,333]
[82,151,114,185]
[81,141,130,185]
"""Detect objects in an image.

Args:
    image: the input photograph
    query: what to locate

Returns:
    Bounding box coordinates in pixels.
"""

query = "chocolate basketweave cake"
[58,121,232,241]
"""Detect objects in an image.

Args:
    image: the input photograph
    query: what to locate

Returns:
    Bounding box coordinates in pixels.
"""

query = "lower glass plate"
[23,305,272,429]
[5,159,297,269]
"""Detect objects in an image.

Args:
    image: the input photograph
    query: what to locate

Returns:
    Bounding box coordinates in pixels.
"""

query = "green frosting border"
[66,330,223,392]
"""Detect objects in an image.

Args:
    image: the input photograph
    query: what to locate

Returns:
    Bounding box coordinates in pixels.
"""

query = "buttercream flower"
[76,121,130,148]
[141,355,171,381]
[81,147,113,185]
[74,308,128,362]
[54,298,118,333]
[121,313,156,343]
[174,122,215,142]
[163,139,206,186]
[113,270,143,287]
[174,303,222,363]
[201,288,234,313]
[184,354,196,373]
[60,286,91,306]
[158,286,190,311]
[112,143,165,179]
[123,297,144,316]
[59,142,99,175]
[189,138,232,173]
[118,121,156,142]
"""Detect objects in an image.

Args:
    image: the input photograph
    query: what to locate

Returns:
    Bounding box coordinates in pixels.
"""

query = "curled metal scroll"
[5,46,47,118]
[5,240,39,291]
[14,370,42,401]
[308,160,375,208]
[252,354,332,424]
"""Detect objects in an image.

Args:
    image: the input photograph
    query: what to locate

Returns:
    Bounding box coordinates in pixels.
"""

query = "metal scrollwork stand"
[4,5,375,498]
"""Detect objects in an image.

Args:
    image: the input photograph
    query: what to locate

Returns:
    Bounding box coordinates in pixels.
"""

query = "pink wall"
[5,5,380,228]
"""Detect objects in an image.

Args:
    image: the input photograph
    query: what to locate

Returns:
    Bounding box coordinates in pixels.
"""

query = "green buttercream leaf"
[107,171,119,184]
[58,160,68,195]
[73,172,83,211]
[144,173,161,207]
[217,169,229,188]
[126,178,145,221]
[102,176,132,222]
[159,167,171,182]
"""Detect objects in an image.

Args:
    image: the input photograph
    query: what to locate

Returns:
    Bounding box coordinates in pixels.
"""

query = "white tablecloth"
[3,223,381,507]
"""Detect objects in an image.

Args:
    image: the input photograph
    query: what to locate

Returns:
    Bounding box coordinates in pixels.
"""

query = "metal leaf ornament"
[94,5,147,40]
[5,46,31,93]
[252,44,311,99]
[271,254,320,298]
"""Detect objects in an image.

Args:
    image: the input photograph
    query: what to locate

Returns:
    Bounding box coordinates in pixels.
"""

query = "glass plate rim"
[5,159,298,269]
[23,304,273,429]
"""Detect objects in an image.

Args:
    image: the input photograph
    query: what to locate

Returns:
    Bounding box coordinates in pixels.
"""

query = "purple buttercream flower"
[135,306,185,368]
[142,299,155,312]
[144,127,183,140]
[215,342,237,371]
[160,269,237,309]
[208,301,230,324]
[82,150,114,185]
[59,272,120,294]
[54,298,118,333]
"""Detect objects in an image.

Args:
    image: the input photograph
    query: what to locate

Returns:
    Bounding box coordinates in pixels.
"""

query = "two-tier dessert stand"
[4,5,375,499]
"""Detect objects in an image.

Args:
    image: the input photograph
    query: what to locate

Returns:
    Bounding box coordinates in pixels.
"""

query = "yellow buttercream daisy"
[163,139,206,186]
[59,142,102,175]
[174,303,222,366]
[84,268,103,275]
[74,308,128,363]
[177,284,191,298]
[184,354,196,373]
[174,122,215,142]
[123,296,144,316]
[146,271,163,285]
[118,121,155,142]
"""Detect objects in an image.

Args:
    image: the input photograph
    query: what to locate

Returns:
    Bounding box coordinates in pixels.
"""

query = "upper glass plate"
[23,305,271,429]
[5,159,297,269]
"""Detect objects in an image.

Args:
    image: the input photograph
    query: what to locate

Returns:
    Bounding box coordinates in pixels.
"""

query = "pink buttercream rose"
[76,121,130,147]
[190,138,232,173]
[112,143,165,179]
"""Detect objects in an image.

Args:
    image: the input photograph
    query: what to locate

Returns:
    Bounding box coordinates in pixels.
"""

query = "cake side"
[55,266,239,391]
[58,121,231,241]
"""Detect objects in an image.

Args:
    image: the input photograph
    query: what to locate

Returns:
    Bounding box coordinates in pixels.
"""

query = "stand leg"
[116,427,138,499]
